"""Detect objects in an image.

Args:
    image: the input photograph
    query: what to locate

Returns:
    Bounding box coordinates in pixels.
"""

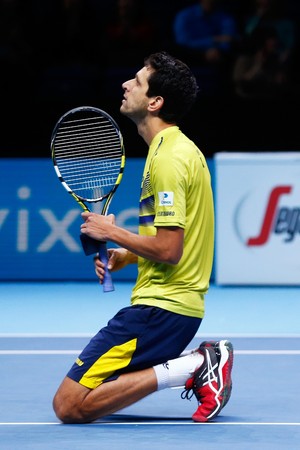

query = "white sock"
[153,351,204,391]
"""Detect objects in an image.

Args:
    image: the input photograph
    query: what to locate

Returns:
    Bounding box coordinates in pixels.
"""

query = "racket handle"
[80,234,114,293]
[80,233,100,256]
[98,242,115,293]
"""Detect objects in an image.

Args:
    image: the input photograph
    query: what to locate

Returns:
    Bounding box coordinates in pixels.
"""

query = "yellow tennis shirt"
[131,126,214,318]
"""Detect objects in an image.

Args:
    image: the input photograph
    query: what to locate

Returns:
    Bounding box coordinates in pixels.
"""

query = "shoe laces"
[181,375,195,401]
[181,387,194,401]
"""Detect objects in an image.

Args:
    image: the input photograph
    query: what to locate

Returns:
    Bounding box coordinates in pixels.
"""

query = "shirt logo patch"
[158,191,174,206]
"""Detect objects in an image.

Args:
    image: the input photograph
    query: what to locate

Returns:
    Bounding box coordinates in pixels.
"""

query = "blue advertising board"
[0,158,144,280]
[0,157,214,281]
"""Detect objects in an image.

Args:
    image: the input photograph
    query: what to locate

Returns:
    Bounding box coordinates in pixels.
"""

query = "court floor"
[0,281,299,449]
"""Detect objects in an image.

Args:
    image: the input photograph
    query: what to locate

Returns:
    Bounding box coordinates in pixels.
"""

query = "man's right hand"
[94,248,137,284]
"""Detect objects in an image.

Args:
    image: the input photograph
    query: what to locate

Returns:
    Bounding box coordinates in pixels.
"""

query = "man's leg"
[53,367,157,423]
[53,348,205,423]
[53,340,234,424]
[53,307,202,423]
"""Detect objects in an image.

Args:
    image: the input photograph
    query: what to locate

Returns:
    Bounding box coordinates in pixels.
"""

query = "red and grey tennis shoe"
[181,340,234,422]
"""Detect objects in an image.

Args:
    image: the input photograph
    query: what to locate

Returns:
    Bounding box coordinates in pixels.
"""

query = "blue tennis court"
[1,282,300,449]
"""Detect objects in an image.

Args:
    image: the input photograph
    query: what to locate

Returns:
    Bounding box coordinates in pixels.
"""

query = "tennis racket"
[50,106,125,293]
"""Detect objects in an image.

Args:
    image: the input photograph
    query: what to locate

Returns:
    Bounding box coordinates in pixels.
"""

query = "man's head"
[121,52,199,124]
[144,52,199,123]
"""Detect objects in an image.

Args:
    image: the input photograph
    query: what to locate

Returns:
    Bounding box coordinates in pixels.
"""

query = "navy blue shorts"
[67,305,201,389]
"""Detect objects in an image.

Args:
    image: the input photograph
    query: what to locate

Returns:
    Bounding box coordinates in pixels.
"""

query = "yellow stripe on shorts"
[79,338,138,389]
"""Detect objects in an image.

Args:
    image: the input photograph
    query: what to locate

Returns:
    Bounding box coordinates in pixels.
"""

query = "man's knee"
[53,391,88,424]
[53,377,92,424]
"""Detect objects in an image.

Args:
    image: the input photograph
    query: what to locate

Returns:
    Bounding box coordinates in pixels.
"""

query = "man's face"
[120,65,153,121]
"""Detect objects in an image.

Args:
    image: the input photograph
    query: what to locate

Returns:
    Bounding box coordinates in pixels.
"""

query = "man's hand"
[94,248,137,284]
[81,212,115,241]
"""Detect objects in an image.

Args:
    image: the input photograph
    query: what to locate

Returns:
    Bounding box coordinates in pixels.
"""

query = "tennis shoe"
[200,340,234,410]
[181,340,234,422]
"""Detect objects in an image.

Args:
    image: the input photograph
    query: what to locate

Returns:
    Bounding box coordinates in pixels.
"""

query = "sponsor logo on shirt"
[157,211,175,216]
[158,191,174,206]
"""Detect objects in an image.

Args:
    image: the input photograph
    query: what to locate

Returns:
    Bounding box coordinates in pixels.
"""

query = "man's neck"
[137,118,175,146]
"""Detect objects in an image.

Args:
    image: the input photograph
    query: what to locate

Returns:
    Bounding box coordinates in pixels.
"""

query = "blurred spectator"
[98,0,161,103]
[102,0,159,66]
[242,0,295,68]
[231,0,297,99]
[232,26,291,99]
[173,0,238,66]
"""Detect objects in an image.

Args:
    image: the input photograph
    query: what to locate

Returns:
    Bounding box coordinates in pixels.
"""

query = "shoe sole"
[216,340,234,409]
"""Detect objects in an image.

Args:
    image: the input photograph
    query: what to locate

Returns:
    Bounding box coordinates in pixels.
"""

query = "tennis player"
[53,51,233,423]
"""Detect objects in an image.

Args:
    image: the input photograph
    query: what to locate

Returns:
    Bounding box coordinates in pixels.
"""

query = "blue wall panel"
[0,158,214,281]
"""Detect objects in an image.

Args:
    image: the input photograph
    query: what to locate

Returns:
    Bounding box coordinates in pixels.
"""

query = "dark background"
[1,0,299,159]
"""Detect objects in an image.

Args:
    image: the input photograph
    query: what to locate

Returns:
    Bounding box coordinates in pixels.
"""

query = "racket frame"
[51,106,125,293]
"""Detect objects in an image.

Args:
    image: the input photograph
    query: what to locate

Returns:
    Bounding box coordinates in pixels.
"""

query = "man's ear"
[148,96,164,112]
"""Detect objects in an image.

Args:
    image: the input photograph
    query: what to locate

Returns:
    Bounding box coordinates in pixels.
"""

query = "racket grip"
[98,242,115,293]
[80,233,101,255]
[80,234,114,293]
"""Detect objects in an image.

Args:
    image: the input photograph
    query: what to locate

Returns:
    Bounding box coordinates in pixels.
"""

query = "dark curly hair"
[144,51,199,123]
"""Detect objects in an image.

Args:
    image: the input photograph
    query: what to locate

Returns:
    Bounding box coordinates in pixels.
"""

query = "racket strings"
[55,123,121,157]
[53,114,123,201]
[55,125,120,153]
[59,166,120,184]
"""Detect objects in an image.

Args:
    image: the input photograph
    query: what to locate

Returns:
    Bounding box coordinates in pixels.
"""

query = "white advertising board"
[215,152,300,285]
